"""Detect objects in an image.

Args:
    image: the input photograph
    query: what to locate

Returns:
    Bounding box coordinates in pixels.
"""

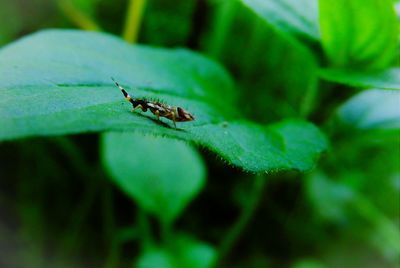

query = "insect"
[112,78,195,128]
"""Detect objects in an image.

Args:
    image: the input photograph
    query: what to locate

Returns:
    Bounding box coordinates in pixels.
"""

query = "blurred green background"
[0,0,399,267]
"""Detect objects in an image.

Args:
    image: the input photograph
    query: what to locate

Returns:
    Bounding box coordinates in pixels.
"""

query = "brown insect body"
[112,78,195,128]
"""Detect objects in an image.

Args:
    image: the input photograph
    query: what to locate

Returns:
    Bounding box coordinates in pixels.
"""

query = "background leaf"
[337,89,400,129]
[240,0,319,40]
[319,0,398,69]
[319,68,400,90]
[101,132,206,224]
[0,30,327,172]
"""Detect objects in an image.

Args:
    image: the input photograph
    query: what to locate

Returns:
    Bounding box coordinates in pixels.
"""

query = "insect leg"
[172,112,177,128]
[154,110,160,121]
[132,104,143,112]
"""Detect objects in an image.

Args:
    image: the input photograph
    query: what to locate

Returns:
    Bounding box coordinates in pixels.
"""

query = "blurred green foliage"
[0,0,399,267]
[319,0,398,69]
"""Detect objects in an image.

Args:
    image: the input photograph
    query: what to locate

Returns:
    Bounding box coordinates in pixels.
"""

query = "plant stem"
[137,209,154,251]
[160,220,172,246]
[51,137,100,257]
[300,77,318,118]
[123,0,147,43]
[216,174,267,266]
[58,0,102,31]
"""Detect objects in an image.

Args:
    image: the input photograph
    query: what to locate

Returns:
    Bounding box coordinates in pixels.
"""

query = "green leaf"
[101,132,206,224]
[319,68,400,90]
[240,0,319,40]
[319,0,398,69]
[137,235,216,268]
[337,89,400,129]
[0,30,327,172]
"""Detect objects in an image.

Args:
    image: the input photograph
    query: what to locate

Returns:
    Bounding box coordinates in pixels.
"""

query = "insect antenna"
[112,77,137,106]
[111,77,130,98]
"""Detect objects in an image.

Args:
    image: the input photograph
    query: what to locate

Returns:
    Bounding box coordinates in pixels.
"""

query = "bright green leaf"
[0,30,327,172]
[319,68,400,90]
[319,0,398,69]
[101,132,206,224]
[137,235,216,268]
[241,0,319,40]
[337,89,400,129]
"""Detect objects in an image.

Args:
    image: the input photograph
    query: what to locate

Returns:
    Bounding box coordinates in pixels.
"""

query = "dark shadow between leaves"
[127,111,188,132]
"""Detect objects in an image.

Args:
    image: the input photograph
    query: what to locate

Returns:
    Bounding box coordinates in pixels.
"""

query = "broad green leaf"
[319,68,400,90]
[319,0,398,69]
[0,30,327,172]
[137,235,216,268]
[337,89,400,129]
[240,0,319,40]
[101,132,206,224]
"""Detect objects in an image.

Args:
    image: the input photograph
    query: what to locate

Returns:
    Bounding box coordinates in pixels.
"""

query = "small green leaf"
[337,89,400,129]
[319,68,400,90]
[137,250,173,268]
[101,132,206,224]
[292,259,327,268]
[241,0,319,40]
[137,235,216,268]
[0,30,327,172]
[319,0,398,69]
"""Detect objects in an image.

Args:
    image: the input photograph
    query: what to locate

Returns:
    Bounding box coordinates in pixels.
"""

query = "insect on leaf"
[0,30,327,173]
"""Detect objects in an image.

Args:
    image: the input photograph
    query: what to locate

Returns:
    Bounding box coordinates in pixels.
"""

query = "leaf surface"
[337,89,400,129]
[319,68,400,90]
